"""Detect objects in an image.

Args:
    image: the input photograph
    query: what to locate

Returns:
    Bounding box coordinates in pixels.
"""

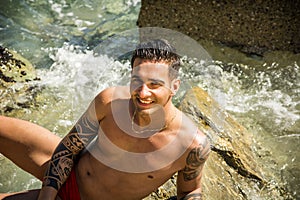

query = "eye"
[148,81,163,89]
[131,78,142,85]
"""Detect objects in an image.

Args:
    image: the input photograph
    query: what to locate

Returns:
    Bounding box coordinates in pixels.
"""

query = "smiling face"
[130,58,179,115]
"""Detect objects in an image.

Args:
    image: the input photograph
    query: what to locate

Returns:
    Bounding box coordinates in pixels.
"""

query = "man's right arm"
[38,89,111,200]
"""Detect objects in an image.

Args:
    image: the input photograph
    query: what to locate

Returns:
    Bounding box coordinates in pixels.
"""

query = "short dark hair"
[131,39,181,79]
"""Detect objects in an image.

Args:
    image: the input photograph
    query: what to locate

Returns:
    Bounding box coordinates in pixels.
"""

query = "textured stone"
[0,46,41,113]
[0,46,38,86]
[137,0,300,56]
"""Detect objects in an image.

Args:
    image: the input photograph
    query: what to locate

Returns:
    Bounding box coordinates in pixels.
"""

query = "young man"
[0,39,210,200]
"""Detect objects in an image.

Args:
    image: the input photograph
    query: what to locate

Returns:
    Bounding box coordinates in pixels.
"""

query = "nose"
[137,83,151,98]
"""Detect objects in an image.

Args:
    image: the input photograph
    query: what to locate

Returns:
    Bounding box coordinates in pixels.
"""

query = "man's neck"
[131,104,176,134]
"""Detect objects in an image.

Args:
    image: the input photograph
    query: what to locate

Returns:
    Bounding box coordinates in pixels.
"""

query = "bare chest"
[76,152,180,200]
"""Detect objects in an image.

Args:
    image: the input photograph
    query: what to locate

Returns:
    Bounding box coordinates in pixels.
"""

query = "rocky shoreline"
[0,46,295,199]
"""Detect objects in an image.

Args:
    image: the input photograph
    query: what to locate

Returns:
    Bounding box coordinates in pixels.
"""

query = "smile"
[137,97,154,105]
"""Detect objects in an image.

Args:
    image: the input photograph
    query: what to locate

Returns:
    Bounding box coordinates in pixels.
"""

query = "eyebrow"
[131,75,165,85]
[149,78,165,85]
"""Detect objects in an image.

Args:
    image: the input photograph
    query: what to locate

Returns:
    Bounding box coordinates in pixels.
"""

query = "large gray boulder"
[137,0,300,57]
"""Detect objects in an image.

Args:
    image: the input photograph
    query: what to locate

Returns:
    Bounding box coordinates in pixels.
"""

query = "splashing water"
[0,0,299,198]
[1,40,299,198]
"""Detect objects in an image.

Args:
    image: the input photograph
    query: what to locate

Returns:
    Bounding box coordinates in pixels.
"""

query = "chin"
[139,105,164,116]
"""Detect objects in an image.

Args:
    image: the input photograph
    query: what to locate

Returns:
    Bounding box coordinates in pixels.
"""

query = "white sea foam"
[186,61,300,132]
[37,43,131,113]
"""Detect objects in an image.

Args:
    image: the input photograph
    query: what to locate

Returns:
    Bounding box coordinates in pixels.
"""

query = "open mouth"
[136,97,154,107]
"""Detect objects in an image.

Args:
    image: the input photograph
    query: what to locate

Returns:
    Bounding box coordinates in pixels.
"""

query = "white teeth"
[139,98,152,104]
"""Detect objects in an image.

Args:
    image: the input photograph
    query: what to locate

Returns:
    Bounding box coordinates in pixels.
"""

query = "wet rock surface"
[137,0,300,56]
[0,46,38,85]
[0,46,41,114]
[145,87,293,199]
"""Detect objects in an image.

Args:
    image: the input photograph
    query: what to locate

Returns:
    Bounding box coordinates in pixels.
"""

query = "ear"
[170,79,180,96]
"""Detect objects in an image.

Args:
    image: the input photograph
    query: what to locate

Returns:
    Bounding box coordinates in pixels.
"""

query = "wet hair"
[131,39,181,79]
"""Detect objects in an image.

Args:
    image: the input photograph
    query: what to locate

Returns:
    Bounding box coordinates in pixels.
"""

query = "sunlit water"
[0,0,299,199]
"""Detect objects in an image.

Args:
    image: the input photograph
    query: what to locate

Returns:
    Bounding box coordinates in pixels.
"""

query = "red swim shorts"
[58,168,81,200]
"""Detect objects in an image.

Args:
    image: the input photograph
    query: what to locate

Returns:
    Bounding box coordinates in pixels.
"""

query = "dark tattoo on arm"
[42,111,99,190]
[180,193,202,200]
[183,137,210,181]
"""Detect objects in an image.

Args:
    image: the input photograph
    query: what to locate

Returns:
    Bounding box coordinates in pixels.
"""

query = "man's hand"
[179,193,202,200]
[38,186,59,200]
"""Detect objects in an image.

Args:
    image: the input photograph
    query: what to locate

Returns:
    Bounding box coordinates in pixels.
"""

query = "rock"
[144,87,293,199]
[0,46,38,86]
[137,0,300,56]
[0,46,41,113]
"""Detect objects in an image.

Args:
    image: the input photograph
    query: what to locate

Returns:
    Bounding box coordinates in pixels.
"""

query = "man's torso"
[74,87,199,199]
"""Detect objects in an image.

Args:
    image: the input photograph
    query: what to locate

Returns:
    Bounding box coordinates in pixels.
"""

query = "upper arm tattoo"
[182,137,210,181]
[42,111,99,190]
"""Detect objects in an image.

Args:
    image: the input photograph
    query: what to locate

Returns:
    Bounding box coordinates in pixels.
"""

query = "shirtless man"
[0,39,210,200]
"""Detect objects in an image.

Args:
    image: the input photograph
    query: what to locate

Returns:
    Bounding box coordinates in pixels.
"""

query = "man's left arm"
[176,133,211,200]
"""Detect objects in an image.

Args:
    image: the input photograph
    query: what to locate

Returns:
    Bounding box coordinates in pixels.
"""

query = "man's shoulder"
[95,86,130,103]
[179,112,198,134]
[179,112,210,149]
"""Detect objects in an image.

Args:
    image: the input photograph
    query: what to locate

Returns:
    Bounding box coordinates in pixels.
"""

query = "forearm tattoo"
[43,111,99,190]
[183,137,210,181]
[180,193,202,200]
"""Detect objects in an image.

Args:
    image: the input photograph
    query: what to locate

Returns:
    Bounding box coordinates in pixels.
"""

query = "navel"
[147,175,154,179]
